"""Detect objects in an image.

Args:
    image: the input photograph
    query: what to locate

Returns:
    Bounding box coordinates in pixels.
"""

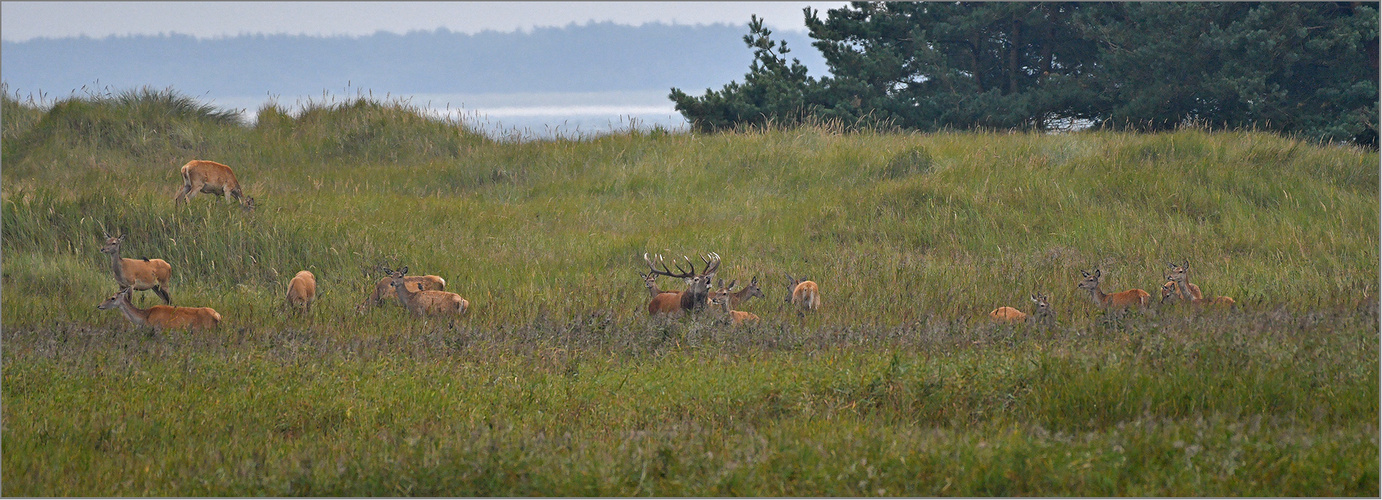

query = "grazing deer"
[784,274,821,314]
[715,276,765,309]
[643,252,719,315]
[384,266,468,317]
[286,270,316,312]
[356,274,446,312]
[174,160,255,209]
[710,294,760,326]
[1077,269,1150,310]
[98,286,220,330]
[100,234,172,304]
[990,294,1055,326]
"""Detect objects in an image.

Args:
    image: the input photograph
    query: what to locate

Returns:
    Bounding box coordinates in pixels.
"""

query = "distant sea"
[207,89,688,140]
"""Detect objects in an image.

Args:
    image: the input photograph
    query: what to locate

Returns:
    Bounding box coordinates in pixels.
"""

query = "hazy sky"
[1,1,849,42]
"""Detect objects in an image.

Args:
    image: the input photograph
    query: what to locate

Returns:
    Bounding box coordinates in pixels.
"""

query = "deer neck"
[1173,277,1194,300]
[115,293,151,326]
[1087,285,1110,307]
[392,281,420,306]
[107,249,128,285]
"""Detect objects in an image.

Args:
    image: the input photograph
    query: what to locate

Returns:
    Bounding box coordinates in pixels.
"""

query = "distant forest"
[0,22,827,98]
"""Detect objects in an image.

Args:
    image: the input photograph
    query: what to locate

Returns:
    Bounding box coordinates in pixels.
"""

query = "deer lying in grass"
[1077,269,1149,310]
[384,266,468,317]
[710,294,760,326]
[644,253,719,315]
[784,274,821,315]
[174,160,255,209]
[101,234,172,304]
[98,286,220,330]
[356,273,446,312]
[286,270,316,312]
[1163,260,1236,308]
[990,294,1055,326]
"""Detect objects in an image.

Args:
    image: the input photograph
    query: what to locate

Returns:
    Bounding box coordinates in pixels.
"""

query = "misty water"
[209,89,688,140]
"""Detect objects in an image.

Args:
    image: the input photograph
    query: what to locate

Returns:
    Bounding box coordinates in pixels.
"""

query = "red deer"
[100,234,172,304]
[98,286,220,330]
[990,294,1055,326]
[174,160,254,209]
[641,272,670,298]
[356,274,446,312]
[643,253,719,315]
[1165,260,1203,300]
[710,294,760,326]
[714,276,765,309]
[784,274,821,314]
[286,270,316,312]
[384,266,468,317]
[1077,269,1150,310]
[1164,260,1236,308]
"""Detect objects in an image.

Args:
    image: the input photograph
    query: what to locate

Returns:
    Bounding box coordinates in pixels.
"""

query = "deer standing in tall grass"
[643,253,719,315]
[1164,260,1236,308]
[174,160,255,210]
[784,274,821,315]
[384,266,468,317]
[286,270,316,312]
[101,234,172,304]
[1077,269,1150,310]
[98,286,220,330]
[990,294,1055,326]
[356,273,446,312]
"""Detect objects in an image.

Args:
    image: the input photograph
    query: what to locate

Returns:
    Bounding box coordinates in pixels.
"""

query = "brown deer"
[710,294,760,326]
[1164,260,1236,308]
[286,270,317,312]
[1077,269,1150,310]
[384,266,468,317]
[643,253,719,315]
[714,276,765,309]
[784,274,821,314]
[100,234,172,304]
[1165,260,1203,301]
[356,273,446,312]
[990,294,1055,327]
[98,286,220,330]
[174,160,254,209]
[641,272,671,298]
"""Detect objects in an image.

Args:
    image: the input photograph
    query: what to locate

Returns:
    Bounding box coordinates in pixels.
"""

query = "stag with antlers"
[642,252,720,315]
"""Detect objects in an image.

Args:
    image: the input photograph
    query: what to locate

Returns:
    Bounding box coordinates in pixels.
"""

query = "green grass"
[2,87,1377,496]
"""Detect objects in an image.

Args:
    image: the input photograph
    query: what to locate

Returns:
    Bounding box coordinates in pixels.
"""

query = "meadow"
[1,87,1378,495]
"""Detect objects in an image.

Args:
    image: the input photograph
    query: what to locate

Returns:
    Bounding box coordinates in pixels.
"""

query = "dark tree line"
[671,2,1379,147]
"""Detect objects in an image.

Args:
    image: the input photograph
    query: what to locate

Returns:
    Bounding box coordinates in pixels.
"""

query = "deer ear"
[1031,295,1038,303]
[399,266,408,275]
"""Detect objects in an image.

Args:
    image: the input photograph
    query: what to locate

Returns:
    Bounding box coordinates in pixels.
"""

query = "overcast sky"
[1,1,849,42]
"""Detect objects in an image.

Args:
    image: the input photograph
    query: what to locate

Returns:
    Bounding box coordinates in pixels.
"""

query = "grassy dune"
[1,88,1377,495]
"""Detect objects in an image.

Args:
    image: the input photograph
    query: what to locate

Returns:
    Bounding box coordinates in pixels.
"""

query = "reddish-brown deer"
[98,286,220,330]
[286,270,316,312]
[784,274,821,314]
[100,234,172,304]
[356,273,446,312]
[643,253,719,315]
[710,294,760,326]
[174,160,254,209]
[990,294,1055,327]
[1164,260,1236,308]
[384,266,468,317]
[715,276,765,309]
[1077,269,1150,310]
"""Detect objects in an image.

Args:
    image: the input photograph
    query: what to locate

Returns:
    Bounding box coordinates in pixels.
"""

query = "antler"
[701,252,720,276]
[644,253,695,279]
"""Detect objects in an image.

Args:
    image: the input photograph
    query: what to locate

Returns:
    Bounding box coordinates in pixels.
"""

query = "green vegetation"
[2,88,1377,496]
[673,3,1379,148]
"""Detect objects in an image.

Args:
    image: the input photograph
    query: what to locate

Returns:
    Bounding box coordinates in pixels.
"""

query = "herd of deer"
[986,260,1237,326]
[93,160,1234,332]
